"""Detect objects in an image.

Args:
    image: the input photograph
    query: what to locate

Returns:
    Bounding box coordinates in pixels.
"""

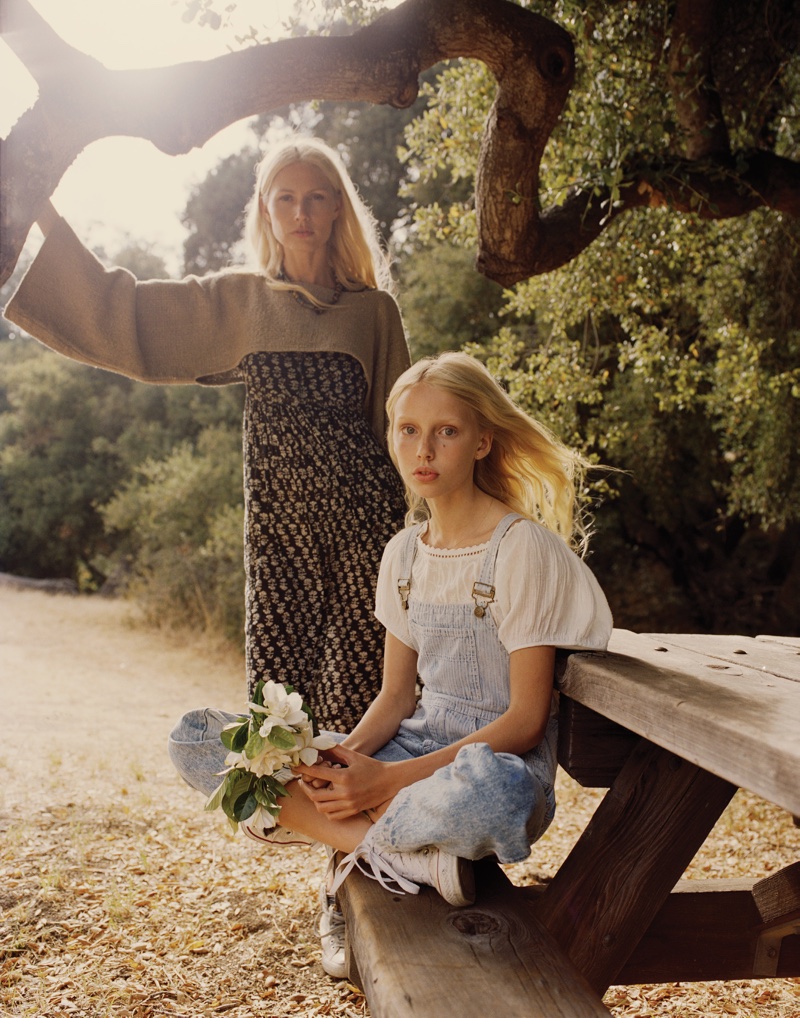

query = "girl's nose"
[417,435,434,460]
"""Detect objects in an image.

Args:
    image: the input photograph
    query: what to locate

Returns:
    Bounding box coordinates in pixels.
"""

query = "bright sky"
[1,0,302,273]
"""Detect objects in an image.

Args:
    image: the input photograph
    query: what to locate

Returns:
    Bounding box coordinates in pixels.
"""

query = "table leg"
[535,736,736,994]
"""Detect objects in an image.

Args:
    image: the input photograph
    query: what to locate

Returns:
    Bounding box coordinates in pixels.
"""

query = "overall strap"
[471,513,523,618]
[396,524,423,611]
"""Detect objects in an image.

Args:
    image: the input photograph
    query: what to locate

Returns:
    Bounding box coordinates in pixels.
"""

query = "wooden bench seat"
[337,858,612,1017]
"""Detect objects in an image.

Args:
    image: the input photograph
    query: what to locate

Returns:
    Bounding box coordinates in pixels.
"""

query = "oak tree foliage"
[2,0,800,635]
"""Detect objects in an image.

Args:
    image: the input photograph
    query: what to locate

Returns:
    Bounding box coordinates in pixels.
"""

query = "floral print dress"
[240,350,406,732]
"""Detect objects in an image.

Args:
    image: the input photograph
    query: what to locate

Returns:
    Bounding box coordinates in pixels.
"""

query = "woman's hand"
[293,745,397,820]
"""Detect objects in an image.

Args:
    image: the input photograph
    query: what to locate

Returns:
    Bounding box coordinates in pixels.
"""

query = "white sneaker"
[316,879,347,979]
[331,827,475,907]
[241,823,316,847]
[388,844,475,907]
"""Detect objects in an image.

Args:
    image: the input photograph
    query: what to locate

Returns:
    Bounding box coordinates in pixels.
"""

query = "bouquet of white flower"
[205,679,336,834]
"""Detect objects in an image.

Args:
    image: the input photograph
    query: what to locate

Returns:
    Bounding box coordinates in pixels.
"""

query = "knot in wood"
[538,43,573,84]
[449,911,506,937]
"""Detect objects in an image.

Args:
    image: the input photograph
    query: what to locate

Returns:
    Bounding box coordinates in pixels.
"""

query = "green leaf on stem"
[268,726,295,751]
[221,720,249,752]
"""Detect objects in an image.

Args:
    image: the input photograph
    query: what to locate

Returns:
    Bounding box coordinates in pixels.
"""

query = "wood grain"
[535,738,736,993]
[617,878,800,982]
[558,631,800,815]
[339,860,611,1017]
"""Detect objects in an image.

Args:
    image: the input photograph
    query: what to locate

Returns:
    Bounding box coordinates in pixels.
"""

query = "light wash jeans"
[168,706,555,864]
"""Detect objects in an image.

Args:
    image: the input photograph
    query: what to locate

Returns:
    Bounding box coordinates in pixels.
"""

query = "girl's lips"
[413,469,439,481]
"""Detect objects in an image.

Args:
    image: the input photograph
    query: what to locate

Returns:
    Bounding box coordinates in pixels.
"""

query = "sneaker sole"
[437,854,476,907]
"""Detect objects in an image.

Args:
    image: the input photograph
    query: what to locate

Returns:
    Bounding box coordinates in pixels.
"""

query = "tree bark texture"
[1,0,799,289]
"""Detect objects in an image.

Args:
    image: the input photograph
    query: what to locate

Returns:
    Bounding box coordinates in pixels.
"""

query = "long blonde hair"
[386,352,592,553]
[243,137,391,305]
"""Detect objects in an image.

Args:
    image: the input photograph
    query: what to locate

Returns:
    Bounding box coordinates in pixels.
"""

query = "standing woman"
[4,137,410,732]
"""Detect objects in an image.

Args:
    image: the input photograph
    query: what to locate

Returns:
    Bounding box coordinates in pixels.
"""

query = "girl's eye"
[441,427,457,437]
[399,425,416,436]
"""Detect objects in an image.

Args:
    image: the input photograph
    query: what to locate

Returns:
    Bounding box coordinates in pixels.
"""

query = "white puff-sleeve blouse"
[375,519,613,655]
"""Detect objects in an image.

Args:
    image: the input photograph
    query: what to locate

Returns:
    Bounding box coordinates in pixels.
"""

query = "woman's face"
[391,382,492,504]
[263,161,341,259]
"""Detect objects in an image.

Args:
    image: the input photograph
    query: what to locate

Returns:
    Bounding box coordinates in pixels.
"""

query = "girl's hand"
[294,745,395,820]
[302,756,343,790]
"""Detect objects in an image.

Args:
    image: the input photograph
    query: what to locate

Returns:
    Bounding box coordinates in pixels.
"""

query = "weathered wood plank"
[338,860,612,1018]
[556,696,638,787]
[616,879,800,982]
[642,632,800,683]
[752,862,800,923]
[557,631,800,816]
[756,635,800,651]
[535,738,736,994]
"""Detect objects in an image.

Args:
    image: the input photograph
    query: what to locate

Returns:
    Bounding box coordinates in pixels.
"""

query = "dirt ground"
[1,585,799,1017]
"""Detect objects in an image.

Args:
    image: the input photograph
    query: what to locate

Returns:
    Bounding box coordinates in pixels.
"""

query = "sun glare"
[1,0,294,270]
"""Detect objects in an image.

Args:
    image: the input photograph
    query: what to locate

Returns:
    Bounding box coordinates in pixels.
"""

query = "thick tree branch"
[517,151,800,283]
[2,0,799,291]
[667,0,730,160]
[0,0,574,286]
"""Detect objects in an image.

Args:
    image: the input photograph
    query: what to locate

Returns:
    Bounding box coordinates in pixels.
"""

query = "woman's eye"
[441,427,457,437]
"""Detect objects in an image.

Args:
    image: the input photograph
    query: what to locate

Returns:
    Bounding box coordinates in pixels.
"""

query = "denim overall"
[168,513,557,865]
[366,512,557,864]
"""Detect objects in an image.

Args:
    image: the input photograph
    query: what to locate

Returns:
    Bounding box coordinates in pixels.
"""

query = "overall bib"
[366,512,557,864]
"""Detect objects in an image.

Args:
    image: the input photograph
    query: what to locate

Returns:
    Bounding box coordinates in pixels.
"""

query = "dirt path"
[0,587,366,1018]
[1,586,799,1018]
[0,585,243,806]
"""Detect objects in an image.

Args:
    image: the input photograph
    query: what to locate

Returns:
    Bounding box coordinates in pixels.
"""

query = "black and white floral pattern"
[240,351,406,732]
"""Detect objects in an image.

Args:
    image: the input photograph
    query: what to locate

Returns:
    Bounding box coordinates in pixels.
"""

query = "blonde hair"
[243,136,391,306]
[386,352,592,553]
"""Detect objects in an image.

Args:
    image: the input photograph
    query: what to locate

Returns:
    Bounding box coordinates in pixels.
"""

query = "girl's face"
[263,161,341,258]
[391,382,492,503]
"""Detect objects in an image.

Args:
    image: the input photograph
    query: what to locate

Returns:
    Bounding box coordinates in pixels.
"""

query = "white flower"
[206,681,339,835]
[248,680,309,736]
[246,803,278,831]
[297,728,337,766]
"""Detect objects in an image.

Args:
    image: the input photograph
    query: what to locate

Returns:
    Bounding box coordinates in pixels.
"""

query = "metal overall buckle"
[472,581,496,618]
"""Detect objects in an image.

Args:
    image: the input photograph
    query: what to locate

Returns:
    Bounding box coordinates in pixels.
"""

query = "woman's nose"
[417,435,433,459]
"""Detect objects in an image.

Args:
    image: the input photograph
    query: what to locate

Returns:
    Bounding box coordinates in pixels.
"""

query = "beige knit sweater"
[4,216,410,445]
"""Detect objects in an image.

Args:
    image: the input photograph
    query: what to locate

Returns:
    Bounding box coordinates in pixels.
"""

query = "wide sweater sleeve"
[4,217,264,383]
[4,216,411,440]
[364,290,410,444]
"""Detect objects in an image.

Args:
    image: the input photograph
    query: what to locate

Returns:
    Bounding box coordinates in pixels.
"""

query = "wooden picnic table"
[338,630,800,1017]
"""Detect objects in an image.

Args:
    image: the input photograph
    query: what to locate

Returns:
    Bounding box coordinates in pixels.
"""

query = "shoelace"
[315,896,346,942]
[330,842,421,897]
